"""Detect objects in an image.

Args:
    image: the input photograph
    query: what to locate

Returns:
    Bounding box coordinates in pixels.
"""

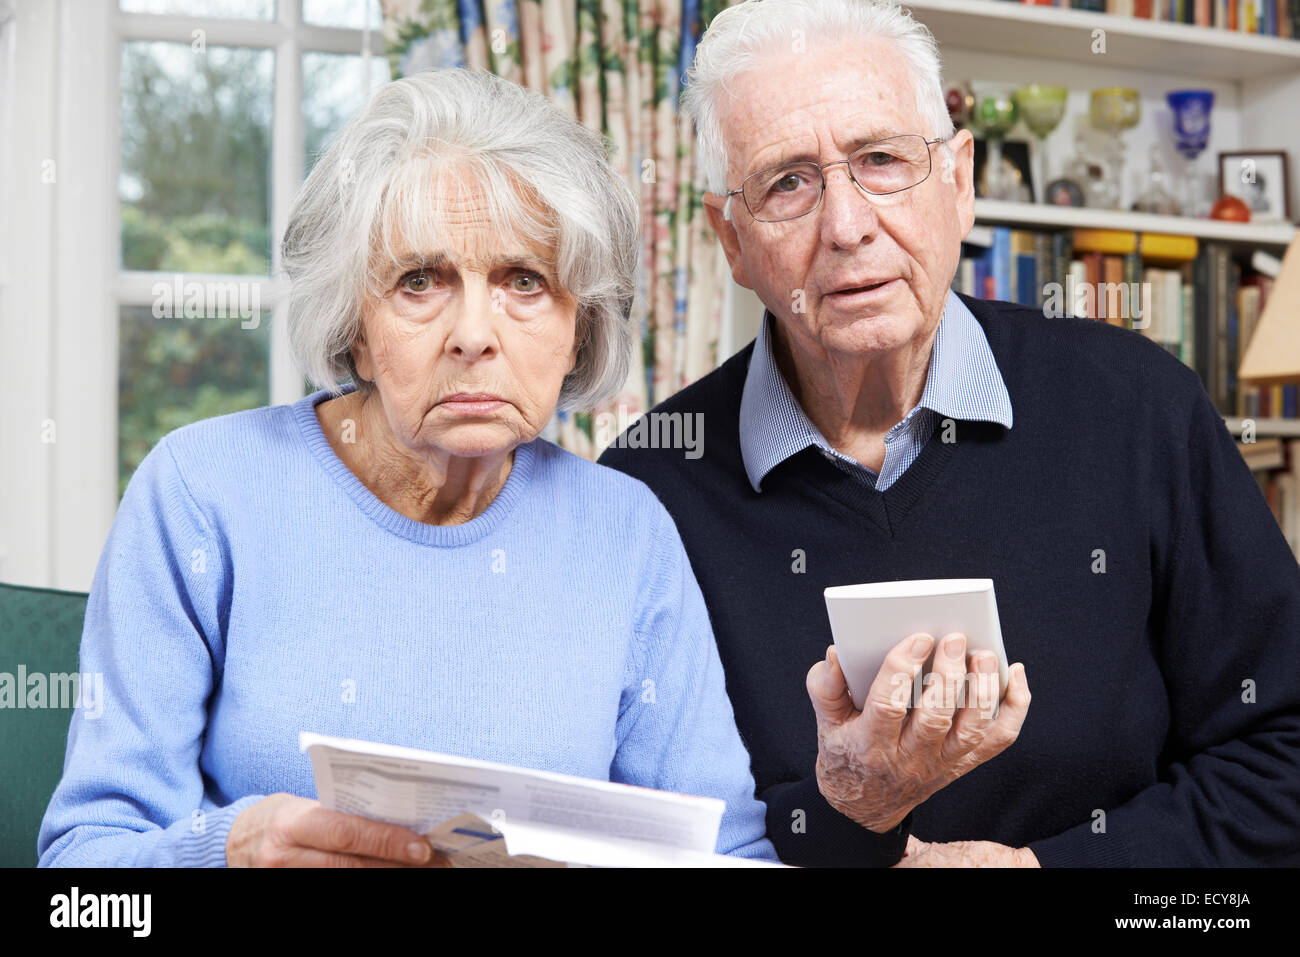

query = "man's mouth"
[826,278,898,297]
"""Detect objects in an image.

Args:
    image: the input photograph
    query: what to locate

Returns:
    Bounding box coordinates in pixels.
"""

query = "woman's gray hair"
[682,0,955,220]
[282,68,639,410]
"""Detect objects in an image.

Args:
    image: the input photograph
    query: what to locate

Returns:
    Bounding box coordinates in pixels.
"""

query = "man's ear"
[702,191,753,290]
[946,128,977,238]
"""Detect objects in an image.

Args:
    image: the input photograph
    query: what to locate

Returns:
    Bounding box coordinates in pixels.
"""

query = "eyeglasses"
[725,134,949,223]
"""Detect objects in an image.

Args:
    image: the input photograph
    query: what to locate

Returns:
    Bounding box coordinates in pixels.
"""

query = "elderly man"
[600,0,1300,867]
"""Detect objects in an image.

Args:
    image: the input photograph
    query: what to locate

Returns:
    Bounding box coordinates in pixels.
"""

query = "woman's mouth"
[438,393,507,415]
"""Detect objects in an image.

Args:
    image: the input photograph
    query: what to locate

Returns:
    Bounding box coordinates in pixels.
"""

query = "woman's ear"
[566,311,583,375]
[350,326,373,384]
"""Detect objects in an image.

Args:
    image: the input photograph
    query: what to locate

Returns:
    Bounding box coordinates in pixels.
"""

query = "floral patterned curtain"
[380,0,739,458]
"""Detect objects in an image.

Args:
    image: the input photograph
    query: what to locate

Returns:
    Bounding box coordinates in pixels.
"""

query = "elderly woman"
[38,68,775,866]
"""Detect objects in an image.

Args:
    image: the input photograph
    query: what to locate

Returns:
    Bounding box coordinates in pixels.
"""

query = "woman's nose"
[444,278,499,360]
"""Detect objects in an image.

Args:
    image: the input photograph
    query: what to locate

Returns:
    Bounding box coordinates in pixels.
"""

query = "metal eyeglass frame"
[723,134,951,223]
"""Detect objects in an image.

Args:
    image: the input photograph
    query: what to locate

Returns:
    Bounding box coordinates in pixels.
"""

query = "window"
[116,0,387,495]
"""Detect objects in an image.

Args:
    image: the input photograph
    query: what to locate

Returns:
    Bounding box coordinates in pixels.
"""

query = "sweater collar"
[738,288,1013,492]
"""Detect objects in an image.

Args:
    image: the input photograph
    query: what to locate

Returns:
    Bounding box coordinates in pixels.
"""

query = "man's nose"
[817,163,881,248]
[444,278,499,361]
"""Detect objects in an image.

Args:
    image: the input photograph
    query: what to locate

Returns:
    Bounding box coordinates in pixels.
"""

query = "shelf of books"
[907,1,1300,80]
[957,220,1300,557]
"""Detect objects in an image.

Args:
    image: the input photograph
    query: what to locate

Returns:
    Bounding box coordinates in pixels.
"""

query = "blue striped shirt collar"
[738,289,1013,492]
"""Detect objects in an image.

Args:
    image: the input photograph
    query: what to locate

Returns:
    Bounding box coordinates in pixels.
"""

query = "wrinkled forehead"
[368,158,561,284]
[720,38,919,174]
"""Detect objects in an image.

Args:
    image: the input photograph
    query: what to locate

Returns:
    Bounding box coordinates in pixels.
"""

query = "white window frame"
[0,0,381,590]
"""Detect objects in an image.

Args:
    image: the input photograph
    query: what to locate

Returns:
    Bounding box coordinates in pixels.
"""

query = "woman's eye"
[402,270,434,293]
[510,272,544,294]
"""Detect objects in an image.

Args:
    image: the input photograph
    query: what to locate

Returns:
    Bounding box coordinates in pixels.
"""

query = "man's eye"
[771,172,808,194]
[864,151,899,166]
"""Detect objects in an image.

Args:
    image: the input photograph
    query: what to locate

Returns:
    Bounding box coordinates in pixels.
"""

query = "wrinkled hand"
[808,633,1031,832]
[227,793,450,867]
[891,834,1039,868]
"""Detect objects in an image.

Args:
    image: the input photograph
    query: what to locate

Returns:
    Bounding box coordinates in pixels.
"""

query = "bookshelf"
[1226,417,1300,437]
[973,199,1296,246]
[904,0,1300,80]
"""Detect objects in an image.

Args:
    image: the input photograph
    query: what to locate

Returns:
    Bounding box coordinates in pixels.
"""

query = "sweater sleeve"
[1027,386,1300,867]
[37,437,266,867]
[609,497,778,862]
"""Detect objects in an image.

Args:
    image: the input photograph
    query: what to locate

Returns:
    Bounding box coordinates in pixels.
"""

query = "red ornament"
[1210,195,1251,222]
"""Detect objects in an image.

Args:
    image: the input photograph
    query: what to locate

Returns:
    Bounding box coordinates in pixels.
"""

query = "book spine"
[1123,251,1142,329]
[1163,270,1183,355]
[1017,253,1038,306]
[958,257,975,297]
[1193,244,1211,388]
[1085,252,1103,320]
[1213,246,1231,412]
[1144,266,1164,344]
[992,227,1012,302]
[1226,257,1241,414]
[1114,256,1130,326]
[1034,232,1053,309]
[1053,231,1073,298]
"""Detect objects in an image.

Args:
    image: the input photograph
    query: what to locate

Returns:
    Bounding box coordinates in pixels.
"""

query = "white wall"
[0,0,117,591]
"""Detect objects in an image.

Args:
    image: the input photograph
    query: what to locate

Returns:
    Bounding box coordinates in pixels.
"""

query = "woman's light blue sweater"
[37,389,776,866]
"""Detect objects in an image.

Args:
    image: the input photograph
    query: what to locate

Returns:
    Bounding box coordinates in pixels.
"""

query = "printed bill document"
[300,732,782,867]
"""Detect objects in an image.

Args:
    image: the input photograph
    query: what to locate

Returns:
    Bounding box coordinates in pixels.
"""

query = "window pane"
[120,42,273,274]
[303,52,391,176]
[303,0,380,29]
[118,303,270,498]
[120,0,274,18]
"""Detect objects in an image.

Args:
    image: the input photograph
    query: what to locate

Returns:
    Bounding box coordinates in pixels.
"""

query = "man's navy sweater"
[599,293,1300,867]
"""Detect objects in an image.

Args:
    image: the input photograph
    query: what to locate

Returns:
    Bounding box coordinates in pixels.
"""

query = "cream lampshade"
[1240,235,1300,386]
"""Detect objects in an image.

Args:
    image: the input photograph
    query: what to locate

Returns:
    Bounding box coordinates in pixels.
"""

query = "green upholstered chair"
[0,582,88,867]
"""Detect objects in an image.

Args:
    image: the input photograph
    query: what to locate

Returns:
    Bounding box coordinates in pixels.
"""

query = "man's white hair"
[681,0,956,219]
[282,68,639,410]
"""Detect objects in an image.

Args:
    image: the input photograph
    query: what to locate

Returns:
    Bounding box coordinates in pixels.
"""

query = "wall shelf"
[906,0,1300,81]
[972,199,1297,246]
[1225,417,1300,438]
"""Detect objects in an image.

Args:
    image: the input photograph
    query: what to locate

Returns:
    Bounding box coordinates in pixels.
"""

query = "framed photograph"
[1218,150,1291,222]
[973,138,1034,202]
[1044,178,1085,207]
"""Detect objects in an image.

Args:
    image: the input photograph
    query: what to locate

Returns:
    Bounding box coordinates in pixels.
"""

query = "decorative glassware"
[1132,144,1182,216]
[970,89,1020,201]
[1088,87,1141,210]
[945,80,974,129]
[1013,84,1069,204]
[1166,90,1215,218]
